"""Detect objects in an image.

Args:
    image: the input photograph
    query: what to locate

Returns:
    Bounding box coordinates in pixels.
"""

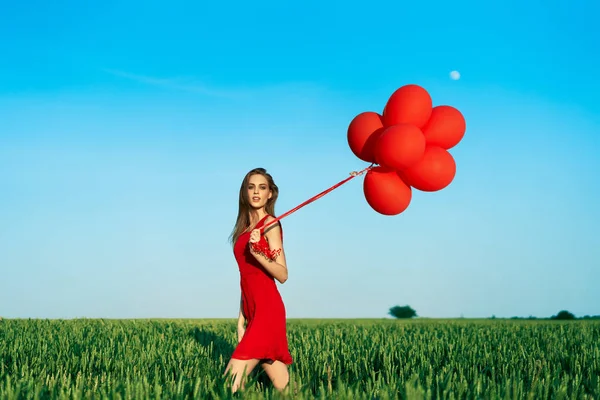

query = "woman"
[224,167,293,394]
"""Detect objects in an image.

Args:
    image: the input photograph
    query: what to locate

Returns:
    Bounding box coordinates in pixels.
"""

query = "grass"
[0,318,599,399]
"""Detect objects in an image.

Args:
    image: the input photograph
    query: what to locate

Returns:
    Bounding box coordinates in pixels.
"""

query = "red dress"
[231,214,293,365]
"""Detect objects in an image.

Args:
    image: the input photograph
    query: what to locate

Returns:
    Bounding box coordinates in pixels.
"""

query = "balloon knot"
[350,164,374,177]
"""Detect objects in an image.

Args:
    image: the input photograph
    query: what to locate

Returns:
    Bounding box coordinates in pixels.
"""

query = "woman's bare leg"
[223,358,261,393]
[260,360,290,391]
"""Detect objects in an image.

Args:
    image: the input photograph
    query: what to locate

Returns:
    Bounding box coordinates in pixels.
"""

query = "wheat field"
[0,318,598,399]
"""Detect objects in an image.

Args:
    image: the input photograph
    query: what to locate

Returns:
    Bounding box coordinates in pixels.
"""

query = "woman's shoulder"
[264,214,281,224]
[263,215,282,231]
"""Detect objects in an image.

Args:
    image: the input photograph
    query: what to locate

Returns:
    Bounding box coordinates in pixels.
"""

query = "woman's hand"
[248,229,263,258]
[249,229,261,244]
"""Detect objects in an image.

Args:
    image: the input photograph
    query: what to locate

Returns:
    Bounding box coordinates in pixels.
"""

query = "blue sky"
[1,0,599,319]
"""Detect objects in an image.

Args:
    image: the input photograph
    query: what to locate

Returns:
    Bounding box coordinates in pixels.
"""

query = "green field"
[1,318,598,399]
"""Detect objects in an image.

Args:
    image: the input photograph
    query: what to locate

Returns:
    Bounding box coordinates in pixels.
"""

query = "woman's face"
[247,174,272,209]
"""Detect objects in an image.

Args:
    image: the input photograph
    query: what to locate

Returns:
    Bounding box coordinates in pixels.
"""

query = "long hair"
[229,167,279,246]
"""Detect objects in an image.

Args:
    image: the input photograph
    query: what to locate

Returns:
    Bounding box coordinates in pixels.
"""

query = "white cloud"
[101,68,253,99]
[450,70,461,80]
[101,68,328,101]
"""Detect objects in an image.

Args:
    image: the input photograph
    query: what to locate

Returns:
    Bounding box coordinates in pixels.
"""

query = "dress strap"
[245,214,271,233]
[256,214,271,227]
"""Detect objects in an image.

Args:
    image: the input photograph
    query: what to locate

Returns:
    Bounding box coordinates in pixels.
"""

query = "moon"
[450,70,461,80]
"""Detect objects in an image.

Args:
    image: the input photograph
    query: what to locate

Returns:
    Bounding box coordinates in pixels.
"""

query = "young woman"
[224,167,293,393]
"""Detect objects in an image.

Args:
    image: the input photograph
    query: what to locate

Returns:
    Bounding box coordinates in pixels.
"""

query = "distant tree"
[550,310,576,320]
[389,305,417,319]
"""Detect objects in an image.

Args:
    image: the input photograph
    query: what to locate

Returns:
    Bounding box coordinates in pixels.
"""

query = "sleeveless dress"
[230,214,293,365]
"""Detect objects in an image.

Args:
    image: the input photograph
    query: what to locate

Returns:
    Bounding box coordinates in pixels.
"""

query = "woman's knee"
[273,370,289,390]
[224,359,259,379]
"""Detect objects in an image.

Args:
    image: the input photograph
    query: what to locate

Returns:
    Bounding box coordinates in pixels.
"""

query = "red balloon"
[383,85,433,129]
[400,146,456,192]
[422,105,466,149]
[347,112,385,163]
[363,166,412,215]
[375,124,426,170]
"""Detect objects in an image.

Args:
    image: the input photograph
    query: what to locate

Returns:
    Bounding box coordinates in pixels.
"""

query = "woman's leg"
[223,358,261,393]
[260,360,290,391]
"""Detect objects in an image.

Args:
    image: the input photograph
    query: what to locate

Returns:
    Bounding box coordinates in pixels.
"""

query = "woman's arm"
[237,296,245,342]
[238,296,245,326]
[250,217,288,284]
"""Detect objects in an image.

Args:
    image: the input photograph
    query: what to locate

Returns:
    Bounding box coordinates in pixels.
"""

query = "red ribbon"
[250,237,282,260]
[250,163,374,260]
[261,163,374,232]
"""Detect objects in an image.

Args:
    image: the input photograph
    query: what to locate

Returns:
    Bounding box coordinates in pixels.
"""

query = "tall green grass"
[1,318,598,399]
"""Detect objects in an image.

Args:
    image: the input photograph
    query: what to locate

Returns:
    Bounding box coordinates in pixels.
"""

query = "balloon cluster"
[347,84,466,215]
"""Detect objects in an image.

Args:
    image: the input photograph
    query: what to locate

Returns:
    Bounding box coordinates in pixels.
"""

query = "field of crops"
[1,318,598,399]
